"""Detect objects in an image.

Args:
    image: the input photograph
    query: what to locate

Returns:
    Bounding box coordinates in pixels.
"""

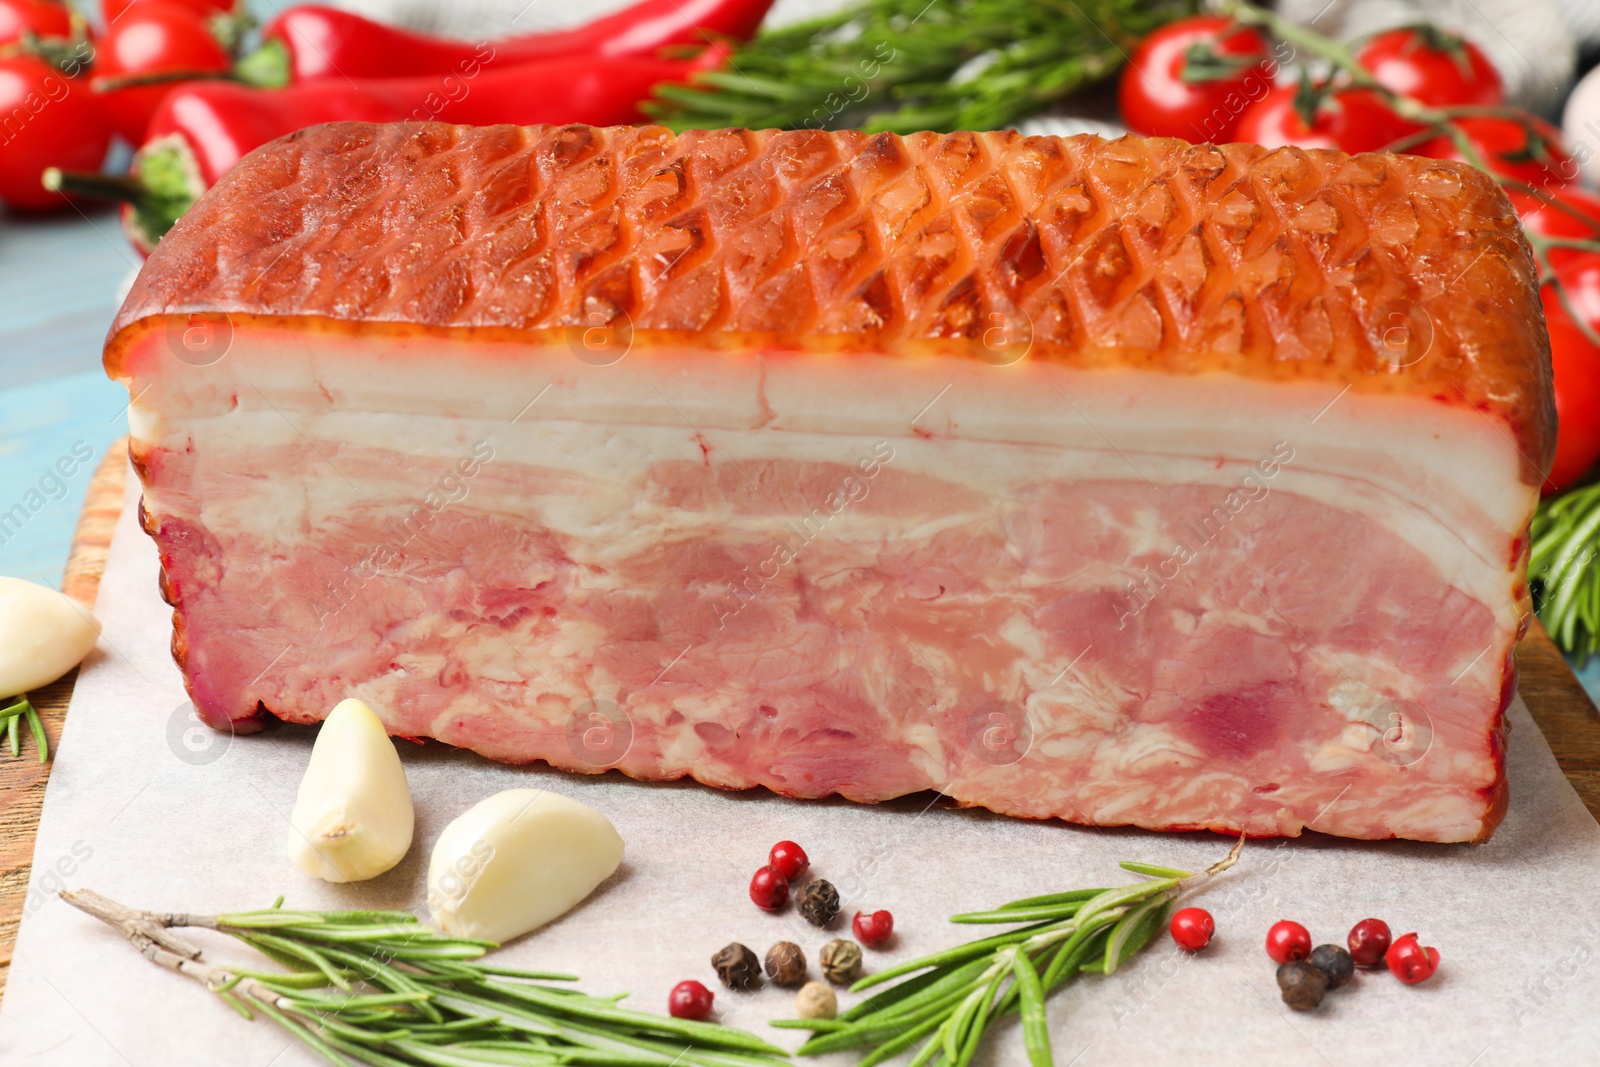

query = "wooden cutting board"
[3,441,1599,1000]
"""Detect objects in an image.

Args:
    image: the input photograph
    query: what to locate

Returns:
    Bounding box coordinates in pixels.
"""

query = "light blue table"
[3,68,1598,698]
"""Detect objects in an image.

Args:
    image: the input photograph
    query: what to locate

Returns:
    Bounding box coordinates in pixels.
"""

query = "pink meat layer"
[147,439,1510,842]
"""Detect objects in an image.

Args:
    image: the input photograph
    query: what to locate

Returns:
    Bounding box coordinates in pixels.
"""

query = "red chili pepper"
[250,0,773,85]
[53,45,726,254]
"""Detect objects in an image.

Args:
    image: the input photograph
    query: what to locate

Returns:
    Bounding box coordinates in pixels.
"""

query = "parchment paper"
[3,469,1600,1066]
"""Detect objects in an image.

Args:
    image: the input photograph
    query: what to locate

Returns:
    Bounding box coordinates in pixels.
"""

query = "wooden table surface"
[3,441,1599,1003]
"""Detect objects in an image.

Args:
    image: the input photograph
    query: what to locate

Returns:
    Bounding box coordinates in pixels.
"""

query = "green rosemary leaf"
[244,992,357,1067]
[1118,861,1194,879]
[994,888,1104,911]
[1103,895,1171,975]
[1012,949,1052,1067]
[950,902,1088,924]
[472,965,580,982]
[25,703,48,762]
[952,967,1005,1067]
[8,711,19,757]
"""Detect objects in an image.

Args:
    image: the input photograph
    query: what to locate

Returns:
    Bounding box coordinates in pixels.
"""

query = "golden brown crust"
[109,121,1555,482]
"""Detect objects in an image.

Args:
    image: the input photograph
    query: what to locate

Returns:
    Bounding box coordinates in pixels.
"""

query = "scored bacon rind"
[107,122,1553,483]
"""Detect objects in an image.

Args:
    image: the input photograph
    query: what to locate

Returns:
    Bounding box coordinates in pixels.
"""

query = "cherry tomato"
[1119,15,1275,143]
[1264,919,1311,964]
[0,0,71,46]
[90,2,231,145]
[0,56,111,211]
[668,980,714,1020]
[1414,114,1577,190]
[1346,917,1392,968]
[1384,932,1440,984]
[1234,85,1419,154]
[853,909,894,948]
[1512,187,1600,271]
[101,0,237,24]
[1169,907,1215,951]
[749,865,788,911]
[1357,26,1502,108]
[1539,259,1600,493]
[768,840,809,881]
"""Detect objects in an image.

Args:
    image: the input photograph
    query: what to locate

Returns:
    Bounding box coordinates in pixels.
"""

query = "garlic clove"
[288,698,414,883]
[0,576,100,698]
[427,788,623,943]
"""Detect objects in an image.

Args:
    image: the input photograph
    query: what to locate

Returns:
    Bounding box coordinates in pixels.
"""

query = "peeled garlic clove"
[428,788,623,943]
[0,576,100,697]
[288,698,413,883]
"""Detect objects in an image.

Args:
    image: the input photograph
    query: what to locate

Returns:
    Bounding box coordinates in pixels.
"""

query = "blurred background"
[2,0,1599,694]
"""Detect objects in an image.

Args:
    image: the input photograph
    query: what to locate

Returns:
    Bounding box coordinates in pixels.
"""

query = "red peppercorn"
[1265,920,1312,964]
[1169,907,1215,951]
[853,909,894,948]
[749,866,789,911]
[668,980,714,1020]
[1347,917,1392,968]
[769,840,809,881]
[1385,932,1440,984]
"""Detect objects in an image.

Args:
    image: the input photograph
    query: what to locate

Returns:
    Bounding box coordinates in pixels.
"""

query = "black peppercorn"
[795,879,840,927]
[765,941,807,987]
[1308,944,1354,990]
[1276,960,1328,1011]
[711,942,761,990]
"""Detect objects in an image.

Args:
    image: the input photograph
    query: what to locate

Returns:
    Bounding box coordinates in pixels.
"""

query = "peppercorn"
[1276,960,1328,1011]
[795,879,840,927]
[819,938,863,985]
[1308,944,1354,990]
[711,942,761,990]
[795,980,838,1020]
[765,941,807,987]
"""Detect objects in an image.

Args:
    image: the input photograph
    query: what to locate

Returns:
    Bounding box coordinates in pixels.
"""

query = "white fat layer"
[123,330,1531,637]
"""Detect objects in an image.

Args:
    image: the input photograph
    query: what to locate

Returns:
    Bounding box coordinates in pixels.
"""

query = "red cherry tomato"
[1236,86,1339,150]
[101,0,236,24]
[748,865,789,911]
[90,2,231,145]
[853,909,894,948]
[1346,917,1392,968]
[0,56,111,211]
[768,840,809,881]
[1169,907,1215,951]
[0,0,71,46]
[1119,15,1275,143]
[1538,259,1600,493]
[1511,188,1600,271]
[1328,89,1425,154]
[668,980,714,1020]
[1414,114,1576,189]
[1265,919,1311,964]
[1384,932,1440,984]
[1357,27,1502,108]
[1234,85,1419,154]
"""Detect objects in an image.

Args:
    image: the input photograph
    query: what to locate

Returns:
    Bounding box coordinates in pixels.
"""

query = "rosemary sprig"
[773,841,1242,1065]
[62,890,790,1067]
[1,696,48,762]
[1532,481,1600,662]
[645,0,1196,134]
